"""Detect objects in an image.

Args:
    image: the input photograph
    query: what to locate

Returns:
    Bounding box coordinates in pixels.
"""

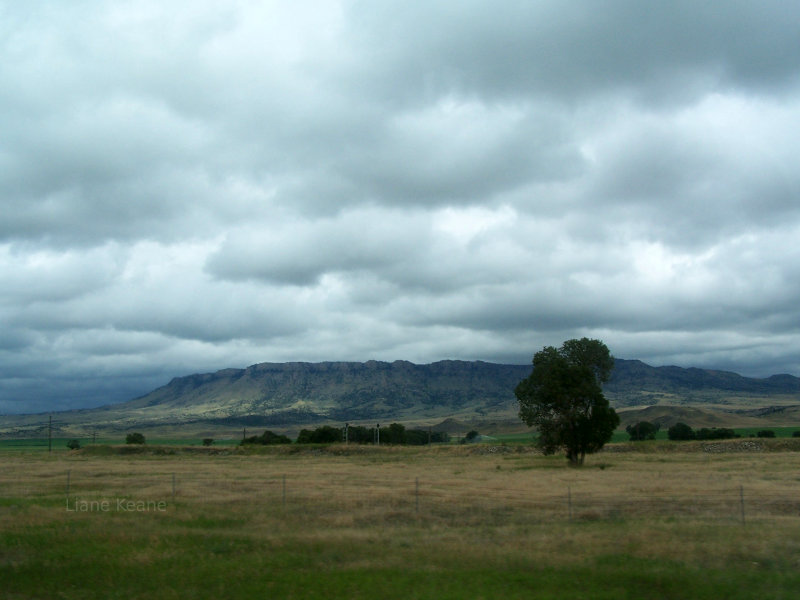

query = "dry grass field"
[3,442,800,598]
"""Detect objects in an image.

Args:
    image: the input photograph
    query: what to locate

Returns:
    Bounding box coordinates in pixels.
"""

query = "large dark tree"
[515,338,619,466]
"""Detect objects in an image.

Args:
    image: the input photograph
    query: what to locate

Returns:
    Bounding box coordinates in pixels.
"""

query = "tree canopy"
[515,338,619,466]
[667,422,695,440]
[626,421,660,441]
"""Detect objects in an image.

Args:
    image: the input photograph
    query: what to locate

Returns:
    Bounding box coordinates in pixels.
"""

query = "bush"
[296,426,341,444]
[430,431,451,443]
[241,430,291,445]
[626,421,659,441]
[381,423,407,444]
[202,438,214,446]
[464,430,480,443]
[756,430,776,438]
[345,425,373,444]
[793,431,800,438]
[125,432,146,444]
[667,422,695,441]
[66,439,81,450]
[299,424,451,445]
[695,427,738,440]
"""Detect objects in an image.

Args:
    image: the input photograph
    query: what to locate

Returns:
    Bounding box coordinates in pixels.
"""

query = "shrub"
[296,426,341,444]
[756,430,776,438]
[295,424,451,445]
[667,422,695,441]
[793,431,800,438]
[380,423,407,445]
[430,431,451,443]
[66,439,81,450]
[202,438,214,446]
[626,421,659,441]
[241,430,291,445]
[125,432,146,444]
[695,427,738,440]
[345,425,373,444]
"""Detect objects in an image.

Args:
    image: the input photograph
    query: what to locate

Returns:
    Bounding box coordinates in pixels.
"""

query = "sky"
[2,1,800,414]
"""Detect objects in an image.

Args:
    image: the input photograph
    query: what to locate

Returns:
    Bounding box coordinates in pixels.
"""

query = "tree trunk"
[567,448,585,466]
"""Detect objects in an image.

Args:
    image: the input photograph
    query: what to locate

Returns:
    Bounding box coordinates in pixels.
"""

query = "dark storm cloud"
[346,1,800,103]
[2,0,800,413]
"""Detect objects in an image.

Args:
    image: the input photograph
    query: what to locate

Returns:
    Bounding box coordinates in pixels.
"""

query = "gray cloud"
[2,1,800,413]
[346,1,800,105]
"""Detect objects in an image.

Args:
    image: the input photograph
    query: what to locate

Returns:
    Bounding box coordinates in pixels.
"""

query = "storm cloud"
[2,1,800,413]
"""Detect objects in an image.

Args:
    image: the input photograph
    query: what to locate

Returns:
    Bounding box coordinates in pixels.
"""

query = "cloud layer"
[2,1,800,413]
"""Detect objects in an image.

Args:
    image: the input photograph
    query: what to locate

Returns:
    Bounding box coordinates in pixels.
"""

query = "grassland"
[3,442,800,599]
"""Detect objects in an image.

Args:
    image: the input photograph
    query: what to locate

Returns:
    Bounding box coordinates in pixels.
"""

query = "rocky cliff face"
[124,360,533,423]
[121,358,800,422]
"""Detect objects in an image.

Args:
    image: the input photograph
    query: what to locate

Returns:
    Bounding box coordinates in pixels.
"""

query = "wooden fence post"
[568,485,573,521]
[739,485,745,525]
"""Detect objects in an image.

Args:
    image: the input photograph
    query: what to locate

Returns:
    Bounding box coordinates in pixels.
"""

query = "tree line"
[242,423,450,446]
[626,421,793,441]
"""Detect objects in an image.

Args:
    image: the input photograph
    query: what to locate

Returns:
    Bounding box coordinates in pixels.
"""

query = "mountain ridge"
[2,358,800,436]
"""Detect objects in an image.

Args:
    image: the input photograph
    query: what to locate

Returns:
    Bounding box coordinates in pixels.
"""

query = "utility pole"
[376,423,380,446]
[343,423,349,444]
[48,415,52,453]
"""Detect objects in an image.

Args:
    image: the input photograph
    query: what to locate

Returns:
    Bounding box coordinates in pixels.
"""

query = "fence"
[3,470,799,525]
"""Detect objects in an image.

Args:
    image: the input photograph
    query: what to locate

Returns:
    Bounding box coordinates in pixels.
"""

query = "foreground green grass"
[4,508,800,599]
[0,506,796,599]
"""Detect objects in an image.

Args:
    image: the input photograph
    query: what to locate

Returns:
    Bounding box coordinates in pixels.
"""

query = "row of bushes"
[668,422,786,441]
[626,421,798,442]
[244,423,450,446]
[72,424,798,449]
[67,426,451,449]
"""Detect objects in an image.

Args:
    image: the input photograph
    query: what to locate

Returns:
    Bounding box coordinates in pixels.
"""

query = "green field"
[3,442,800,598]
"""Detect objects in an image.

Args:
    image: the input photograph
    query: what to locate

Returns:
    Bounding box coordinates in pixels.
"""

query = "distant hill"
[605,359,800,407]
[617,405,766,430]
[2,359,800,437]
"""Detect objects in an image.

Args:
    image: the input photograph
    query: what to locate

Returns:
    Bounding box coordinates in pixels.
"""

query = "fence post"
[739,485,745,525]
[568,485,573,522]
